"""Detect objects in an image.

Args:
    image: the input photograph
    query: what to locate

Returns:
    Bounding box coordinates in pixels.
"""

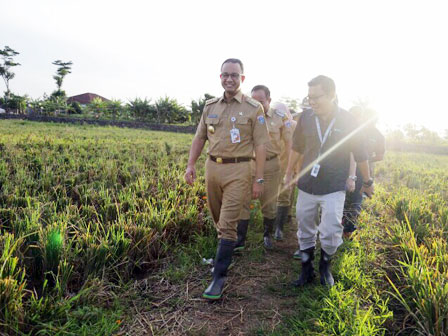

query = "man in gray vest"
[284,75,374,287]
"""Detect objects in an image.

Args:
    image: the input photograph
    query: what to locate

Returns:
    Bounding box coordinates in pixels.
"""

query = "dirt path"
[121,221,302,335]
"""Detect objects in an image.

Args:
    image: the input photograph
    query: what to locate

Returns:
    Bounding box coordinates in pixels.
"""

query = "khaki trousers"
[205,159,251,241]
[240,157,281,220]
[296,190,346,255]
[277,169,293,207]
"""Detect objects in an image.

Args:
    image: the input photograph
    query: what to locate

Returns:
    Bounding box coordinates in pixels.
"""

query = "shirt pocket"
[205,116,220,137]
[236,116,249,125]
[235,116,251,134]
[206,116,220,125]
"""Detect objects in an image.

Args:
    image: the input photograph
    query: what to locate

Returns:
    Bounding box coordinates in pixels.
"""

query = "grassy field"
[1,120,448,335]
[0,120,215,335]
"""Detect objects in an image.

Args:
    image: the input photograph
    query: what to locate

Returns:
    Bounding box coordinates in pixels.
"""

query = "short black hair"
[251,85,270,99]
[308,75,336,96]
[221,58,244,73]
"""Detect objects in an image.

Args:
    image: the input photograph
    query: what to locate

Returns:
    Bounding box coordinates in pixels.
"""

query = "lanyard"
[315,116,336,156]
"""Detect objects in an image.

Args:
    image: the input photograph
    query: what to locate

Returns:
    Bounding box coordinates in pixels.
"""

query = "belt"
[251,154,278,161]
[209,155,251,164]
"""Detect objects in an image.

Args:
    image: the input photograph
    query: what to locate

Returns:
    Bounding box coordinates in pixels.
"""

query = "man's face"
[220,62,245,95]
[251,89,271,114]
[308,84,335,116]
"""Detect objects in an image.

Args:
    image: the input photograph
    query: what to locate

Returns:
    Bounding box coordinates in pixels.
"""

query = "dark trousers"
[342,179,363,233]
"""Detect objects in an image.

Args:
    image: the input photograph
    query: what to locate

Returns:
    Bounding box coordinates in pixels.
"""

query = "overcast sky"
[2,0,447,133]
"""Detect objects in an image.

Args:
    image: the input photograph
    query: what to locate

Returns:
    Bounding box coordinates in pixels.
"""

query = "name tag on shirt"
[311,163,320,177]
[230,128,241,143]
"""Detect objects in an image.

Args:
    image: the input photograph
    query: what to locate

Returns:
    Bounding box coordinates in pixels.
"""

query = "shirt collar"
[220,90,243,104]
[311,104,340,120]
[266,107,274,117]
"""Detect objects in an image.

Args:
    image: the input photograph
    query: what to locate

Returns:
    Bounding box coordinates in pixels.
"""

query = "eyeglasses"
[307,94,325,102]
[220,73,241,80]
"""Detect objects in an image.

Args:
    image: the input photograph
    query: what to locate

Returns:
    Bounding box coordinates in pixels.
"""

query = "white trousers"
[296,190,346,255]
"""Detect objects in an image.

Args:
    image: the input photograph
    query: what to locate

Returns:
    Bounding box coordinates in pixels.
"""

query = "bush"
[154,96,189,123]
[68,101,83,114]
[50,90,66,100]
[87,97,107,118]
[127,97,156,121]
[0,93,27,113]
[105,99,123,119]
[190,93,215,124]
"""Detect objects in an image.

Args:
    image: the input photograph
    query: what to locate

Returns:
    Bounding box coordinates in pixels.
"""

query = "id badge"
[310,163,320,177]
[230,128,241,143]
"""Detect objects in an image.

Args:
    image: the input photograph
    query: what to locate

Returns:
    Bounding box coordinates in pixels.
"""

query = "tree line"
[0,46,216,124]
[2,45,448,143]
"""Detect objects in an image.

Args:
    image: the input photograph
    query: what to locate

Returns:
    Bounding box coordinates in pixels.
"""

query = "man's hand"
[252,182,264,199]
[346,178,356,193]
[184,166,196,185]
[360,184,374,198]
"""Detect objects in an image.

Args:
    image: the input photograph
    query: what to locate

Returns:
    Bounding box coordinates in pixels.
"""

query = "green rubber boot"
[203,239,235,300]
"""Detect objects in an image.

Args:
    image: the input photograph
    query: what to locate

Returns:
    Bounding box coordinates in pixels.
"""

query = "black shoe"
[234,219,249,253]
[319,248,335,287]
[203,239,235,300]
[263,217,275,249]
[274,206,289,241]
[292,247,315,286]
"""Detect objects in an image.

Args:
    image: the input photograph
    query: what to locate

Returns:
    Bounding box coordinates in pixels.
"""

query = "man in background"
[237,86,293,250]
[342,106,385,238]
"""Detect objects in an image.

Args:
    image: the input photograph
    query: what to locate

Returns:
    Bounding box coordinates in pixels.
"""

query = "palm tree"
[0,46,21,103]
[52,60,73,96]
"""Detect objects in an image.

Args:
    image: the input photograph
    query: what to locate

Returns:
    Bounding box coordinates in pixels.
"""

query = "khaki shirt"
[265,107,293,158]
[195,91,269,158]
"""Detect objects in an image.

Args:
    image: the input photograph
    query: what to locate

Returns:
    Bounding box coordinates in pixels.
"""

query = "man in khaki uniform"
[237,85,293,250]
[184,59,269,300]
[273,102,297,241]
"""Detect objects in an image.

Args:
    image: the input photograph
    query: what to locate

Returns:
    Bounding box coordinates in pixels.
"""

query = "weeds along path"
[120,152,448,335]
[120,194,395,335]
[120,202,392,336]
[121,220,302,335]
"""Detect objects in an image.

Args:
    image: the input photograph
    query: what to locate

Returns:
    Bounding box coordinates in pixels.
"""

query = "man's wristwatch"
[348,175,357,181]
[362,178,374,187]
[255,178,265,184]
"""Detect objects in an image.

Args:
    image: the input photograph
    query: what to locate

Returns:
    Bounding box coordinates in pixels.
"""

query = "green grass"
[0,120,211,334]
[2,120,448,335]
[269,218,392,336]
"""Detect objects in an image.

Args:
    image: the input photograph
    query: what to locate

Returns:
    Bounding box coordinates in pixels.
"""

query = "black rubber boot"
[234,219,249,253]
[292,247,315,286]
[274,206,289,240]
[203,239,236,300]
[319,248,335,287]
[263,217,275,249]
[287,214,293,226]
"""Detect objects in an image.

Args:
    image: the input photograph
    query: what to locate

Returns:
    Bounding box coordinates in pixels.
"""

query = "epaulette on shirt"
[246,97,260,108]
[274,109,285,118]
[205,97,220,106]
